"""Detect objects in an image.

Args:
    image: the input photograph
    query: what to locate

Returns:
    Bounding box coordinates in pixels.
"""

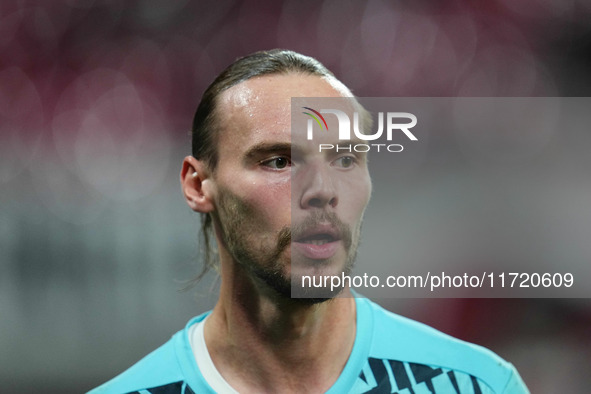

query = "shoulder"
[357,298,528,393]
[88,331,185,394]
[88,314,211,394]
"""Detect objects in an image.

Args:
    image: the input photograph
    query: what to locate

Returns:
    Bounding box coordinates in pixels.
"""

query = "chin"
[287,258,351,301]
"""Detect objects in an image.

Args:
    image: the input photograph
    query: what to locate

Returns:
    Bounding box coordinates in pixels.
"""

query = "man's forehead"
[218,74,351,114]
[214,74,358,153]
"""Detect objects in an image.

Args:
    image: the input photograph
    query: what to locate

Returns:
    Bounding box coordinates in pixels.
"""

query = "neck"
[204,259,357,393]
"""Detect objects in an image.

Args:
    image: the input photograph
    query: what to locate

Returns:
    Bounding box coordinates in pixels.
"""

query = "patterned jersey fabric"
[89,297,528,394]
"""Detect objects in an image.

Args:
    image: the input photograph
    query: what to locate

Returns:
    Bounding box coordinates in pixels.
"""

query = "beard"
[214,186,361,304]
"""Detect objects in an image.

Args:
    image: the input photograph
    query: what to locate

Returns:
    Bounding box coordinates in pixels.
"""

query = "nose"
[299,165,338,209]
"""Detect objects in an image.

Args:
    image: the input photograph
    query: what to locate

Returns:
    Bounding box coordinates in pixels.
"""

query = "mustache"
[277,211,353,249]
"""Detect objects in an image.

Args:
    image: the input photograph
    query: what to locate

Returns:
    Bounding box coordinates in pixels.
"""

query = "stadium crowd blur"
[1,1,590,392]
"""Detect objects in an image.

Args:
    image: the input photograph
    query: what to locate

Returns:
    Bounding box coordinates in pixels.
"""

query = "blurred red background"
[1,1,590,392]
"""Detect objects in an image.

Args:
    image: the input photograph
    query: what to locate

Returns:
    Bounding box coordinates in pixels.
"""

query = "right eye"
[261,156,291,170]
[333,155,356,169]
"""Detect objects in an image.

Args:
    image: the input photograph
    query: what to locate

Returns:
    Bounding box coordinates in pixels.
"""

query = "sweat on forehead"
[222,73,350,104]
[214,74,350,132]
[191,50,352,171]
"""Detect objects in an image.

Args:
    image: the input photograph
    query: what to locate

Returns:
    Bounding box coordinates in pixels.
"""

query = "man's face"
[210,74,372,299]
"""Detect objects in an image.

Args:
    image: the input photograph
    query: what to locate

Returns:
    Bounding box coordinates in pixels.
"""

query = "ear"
[180,155,215,213]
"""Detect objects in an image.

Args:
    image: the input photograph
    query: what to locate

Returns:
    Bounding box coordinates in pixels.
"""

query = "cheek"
[344,176,372,216]
[243,179,291,224]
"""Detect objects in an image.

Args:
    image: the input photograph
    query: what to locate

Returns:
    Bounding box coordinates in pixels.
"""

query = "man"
[90,49,529,393]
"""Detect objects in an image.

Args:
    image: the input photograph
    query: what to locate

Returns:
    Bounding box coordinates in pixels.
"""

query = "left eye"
[262,156,291,169]
[334,156,355,168]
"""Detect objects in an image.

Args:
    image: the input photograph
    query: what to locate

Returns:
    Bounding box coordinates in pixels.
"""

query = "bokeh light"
[1,1,590,392]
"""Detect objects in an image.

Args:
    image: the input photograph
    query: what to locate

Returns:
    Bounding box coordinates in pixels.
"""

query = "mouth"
[296,233,338,246]
[293,226,342,260]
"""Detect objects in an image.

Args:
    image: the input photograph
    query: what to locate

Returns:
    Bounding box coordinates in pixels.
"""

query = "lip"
[292,224,342,260]
[292,239,341,260]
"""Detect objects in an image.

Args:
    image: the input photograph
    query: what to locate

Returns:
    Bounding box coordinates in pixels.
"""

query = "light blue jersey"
[89,297,529,393]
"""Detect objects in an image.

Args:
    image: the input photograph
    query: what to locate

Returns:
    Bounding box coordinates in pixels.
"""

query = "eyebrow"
[329,141,369,152]
[324,142,369,161]
[244,142,294,160]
